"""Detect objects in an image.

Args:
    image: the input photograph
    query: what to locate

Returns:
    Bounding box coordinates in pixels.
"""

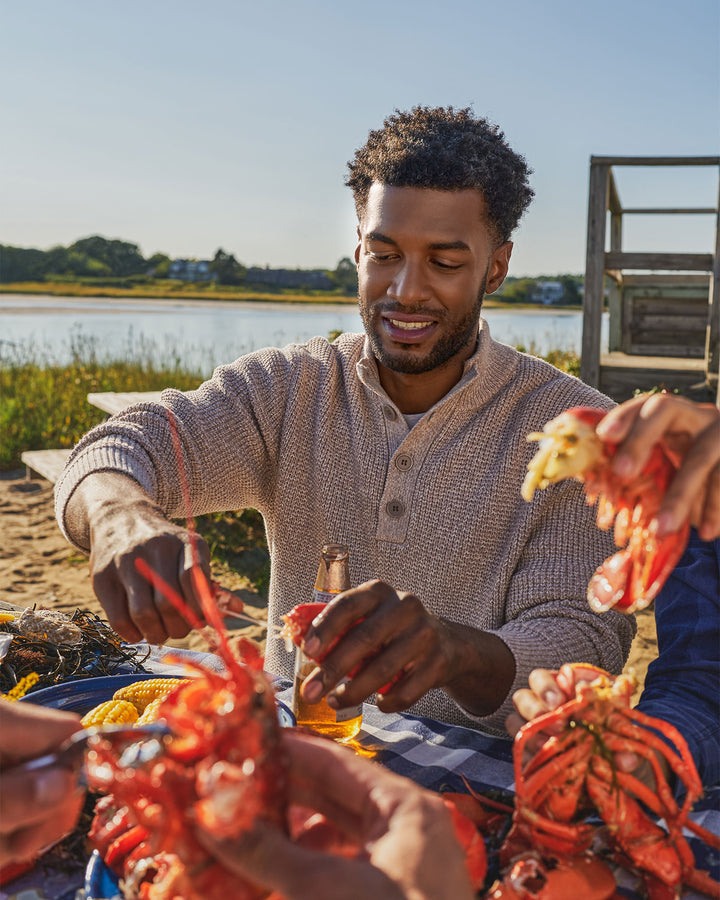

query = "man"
[56,106,633,731]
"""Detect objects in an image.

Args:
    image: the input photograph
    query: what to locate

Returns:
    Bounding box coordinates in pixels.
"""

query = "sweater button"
[385,499,405,518]
[383,405,397,420]
[395,454,413,472]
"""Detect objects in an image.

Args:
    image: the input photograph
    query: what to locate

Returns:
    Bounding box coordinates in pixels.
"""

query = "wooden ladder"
[580,156,720,403]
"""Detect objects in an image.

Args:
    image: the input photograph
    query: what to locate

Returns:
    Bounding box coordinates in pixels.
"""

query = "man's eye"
[433,260,462,270]
[368,252,395,262]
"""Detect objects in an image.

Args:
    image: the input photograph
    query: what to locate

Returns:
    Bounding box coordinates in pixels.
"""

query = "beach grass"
[0,334,204,470]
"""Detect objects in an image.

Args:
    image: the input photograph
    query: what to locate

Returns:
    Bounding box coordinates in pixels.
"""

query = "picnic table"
[86,391,165,417]
[3,648,719,900]
[21,392,165,483]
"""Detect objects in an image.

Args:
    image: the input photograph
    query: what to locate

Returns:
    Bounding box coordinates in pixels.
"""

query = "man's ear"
[354,229,362,266]
[486,242,513,295]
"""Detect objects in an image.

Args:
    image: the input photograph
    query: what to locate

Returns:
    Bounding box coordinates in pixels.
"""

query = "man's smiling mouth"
[388,318,432,330]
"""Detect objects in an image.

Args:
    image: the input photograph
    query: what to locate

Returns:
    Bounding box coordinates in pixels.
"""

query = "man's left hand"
[300,579,515,717]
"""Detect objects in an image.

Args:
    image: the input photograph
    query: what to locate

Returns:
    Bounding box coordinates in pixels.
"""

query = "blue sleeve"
[636,532,720,789]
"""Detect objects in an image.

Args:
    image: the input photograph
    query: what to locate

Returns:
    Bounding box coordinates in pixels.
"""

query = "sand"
[0,467,656,706]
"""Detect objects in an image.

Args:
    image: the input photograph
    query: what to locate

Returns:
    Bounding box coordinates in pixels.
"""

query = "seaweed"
[0,608,152,695]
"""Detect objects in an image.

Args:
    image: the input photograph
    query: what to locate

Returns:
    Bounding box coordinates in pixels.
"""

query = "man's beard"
[359,277,487,375]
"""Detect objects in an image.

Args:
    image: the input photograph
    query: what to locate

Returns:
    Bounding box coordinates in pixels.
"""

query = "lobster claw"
[488,852,617,899]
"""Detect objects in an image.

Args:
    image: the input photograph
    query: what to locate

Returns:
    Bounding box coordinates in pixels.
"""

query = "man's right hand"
[66,472,211,644]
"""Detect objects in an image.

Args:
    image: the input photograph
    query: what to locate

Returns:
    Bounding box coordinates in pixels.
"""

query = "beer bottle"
[292,543,363,741]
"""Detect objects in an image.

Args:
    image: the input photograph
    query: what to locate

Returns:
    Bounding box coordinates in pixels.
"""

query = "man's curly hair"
[346,106,534,244]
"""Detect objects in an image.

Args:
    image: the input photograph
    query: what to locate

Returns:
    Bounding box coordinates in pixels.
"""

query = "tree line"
[0,235,359,294]
[0,235,582,303]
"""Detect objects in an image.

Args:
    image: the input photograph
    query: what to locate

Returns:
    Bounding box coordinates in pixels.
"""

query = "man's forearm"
[64,471,159,551]
[439,619,516,717]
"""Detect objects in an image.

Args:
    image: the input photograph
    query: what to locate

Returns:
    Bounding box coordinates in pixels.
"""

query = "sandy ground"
[0,468,656,706]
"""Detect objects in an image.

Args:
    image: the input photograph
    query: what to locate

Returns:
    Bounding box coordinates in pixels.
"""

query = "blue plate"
[20,673,296,726]
[20,673,165,714]
[85,850,121,900]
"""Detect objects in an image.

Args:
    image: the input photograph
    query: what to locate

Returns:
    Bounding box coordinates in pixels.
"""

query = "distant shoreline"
[0,284,581,314]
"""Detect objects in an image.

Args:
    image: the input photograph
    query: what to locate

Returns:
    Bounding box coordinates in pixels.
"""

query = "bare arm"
[65,472,211,644]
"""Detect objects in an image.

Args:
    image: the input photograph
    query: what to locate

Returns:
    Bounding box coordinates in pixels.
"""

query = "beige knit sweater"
[55,321,635,733]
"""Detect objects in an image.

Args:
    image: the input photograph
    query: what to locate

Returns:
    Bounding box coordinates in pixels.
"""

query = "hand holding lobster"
[197,730,476,900]
[522,402,694,613]
[595,392,720,542]
[284,579,515,718]
[506,664,669,792]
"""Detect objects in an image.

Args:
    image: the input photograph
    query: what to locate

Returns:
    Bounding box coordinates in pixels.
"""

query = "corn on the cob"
[2,672,40,702]
[81,699,139,728]
[112,678,185,714]
[136,696,165,725]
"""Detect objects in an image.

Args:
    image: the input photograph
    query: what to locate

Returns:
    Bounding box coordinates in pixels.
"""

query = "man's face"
[355,183,511,375]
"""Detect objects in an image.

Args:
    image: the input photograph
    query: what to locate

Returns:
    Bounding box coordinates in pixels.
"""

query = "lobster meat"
[502,664,720,899]
[281,601,401,696]
[521,406,690,613]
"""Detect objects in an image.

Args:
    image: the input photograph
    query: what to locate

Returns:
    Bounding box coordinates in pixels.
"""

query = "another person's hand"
[297,579,514,717]
[197,731,474,900]
[595,393,720,542]
[506,665,665,791]
[0,700,84,867]
[67,472,211,644]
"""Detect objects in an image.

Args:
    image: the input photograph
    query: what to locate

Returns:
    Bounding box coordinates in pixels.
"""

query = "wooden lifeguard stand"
[580,156,720,403]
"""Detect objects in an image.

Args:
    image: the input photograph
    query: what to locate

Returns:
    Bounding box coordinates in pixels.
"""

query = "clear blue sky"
[2,0,718,276]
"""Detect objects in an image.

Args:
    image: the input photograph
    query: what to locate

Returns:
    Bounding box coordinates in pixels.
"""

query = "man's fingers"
[0,786,83,868]
[200,825,400,900]
[656,419,720,538]
[0,702,81,764]
[527,668,565,708]
[125,571,169,645]
[304,580,399,655]
[91,571,142,642]
[0,768,79,835]
[512,687,549,723]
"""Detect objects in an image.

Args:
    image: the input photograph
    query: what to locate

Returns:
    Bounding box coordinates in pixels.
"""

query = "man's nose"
[388,260,430,305]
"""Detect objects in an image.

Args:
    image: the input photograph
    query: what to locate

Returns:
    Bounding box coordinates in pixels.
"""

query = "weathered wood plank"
[632,298,709,314]
[626,343,705,358]
[581,163,609,387]
[705,180,720,388]
[633,309,708,323]
[591,156,720,166]
[601,353,706,371]
[622,274,710,286]
[622,207,717,215]
[21,449,72,484]
[87,391,165,416]
[599,353,710,402]
[604,252,713,272]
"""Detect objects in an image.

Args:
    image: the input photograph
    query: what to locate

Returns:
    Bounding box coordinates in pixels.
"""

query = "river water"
[0,295,608,374]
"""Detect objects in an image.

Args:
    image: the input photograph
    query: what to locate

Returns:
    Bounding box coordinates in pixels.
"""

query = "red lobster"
[521,406,690,613]
[503,664,720,899]
[85,565,289,900]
